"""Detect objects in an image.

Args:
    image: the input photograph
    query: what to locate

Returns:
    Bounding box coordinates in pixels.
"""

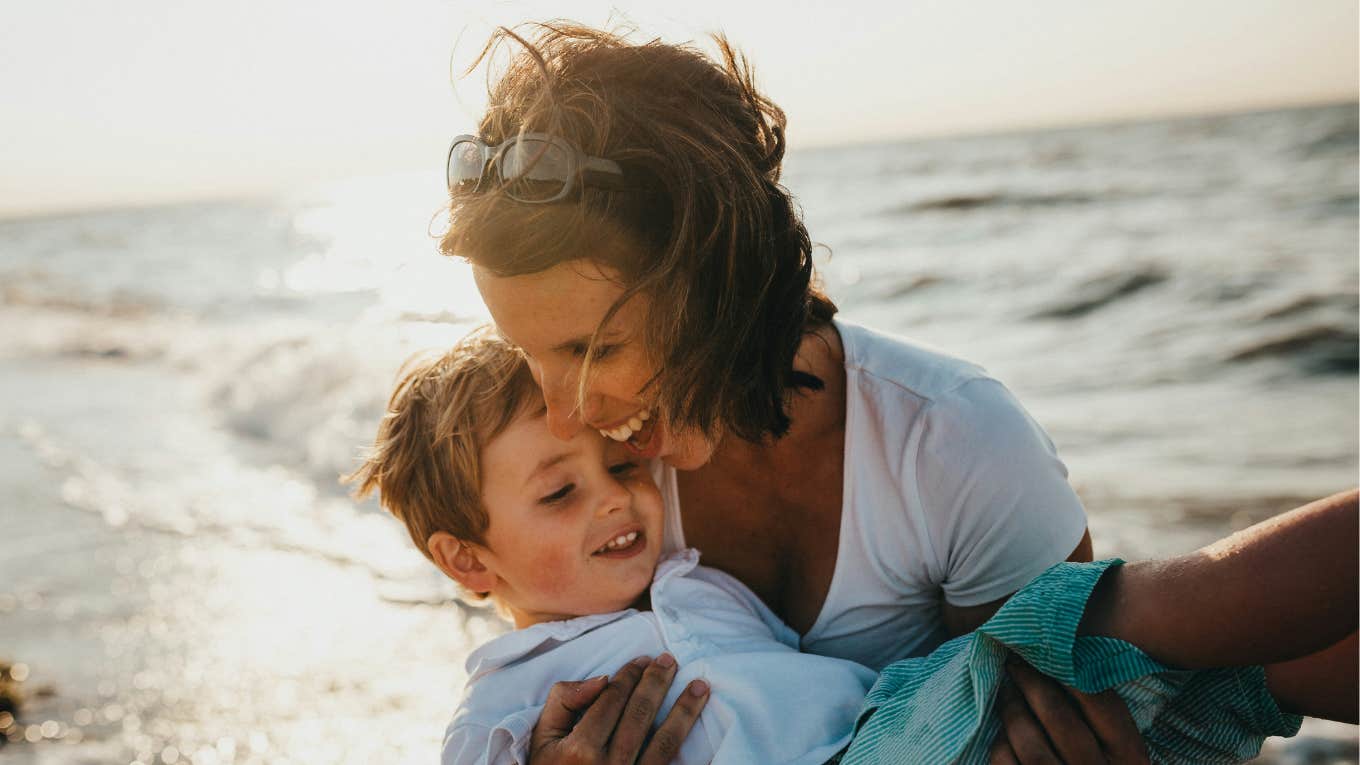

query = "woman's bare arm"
[1265,631,1358,722]
[1075,489,1359,723]
[1078,489,1358,670]
[991,490,1360,762]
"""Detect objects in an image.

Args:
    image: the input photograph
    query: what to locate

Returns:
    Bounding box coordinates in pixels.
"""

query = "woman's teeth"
[600,409,650,442]
[595,531,640,554]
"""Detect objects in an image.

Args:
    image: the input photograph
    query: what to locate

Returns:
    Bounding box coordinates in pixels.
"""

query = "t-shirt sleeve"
[914,377,1089,607]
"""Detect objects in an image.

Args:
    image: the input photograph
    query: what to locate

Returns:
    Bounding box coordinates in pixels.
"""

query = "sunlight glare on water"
[281,169,490,325]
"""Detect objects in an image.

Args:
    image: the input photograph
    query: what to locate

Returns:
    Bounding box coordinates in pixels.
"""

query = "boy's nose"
[596,477,631,516]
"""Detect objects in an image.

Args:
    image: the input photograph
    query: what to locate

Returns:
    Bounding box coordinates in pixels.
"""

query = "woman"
[444,23,1144,763]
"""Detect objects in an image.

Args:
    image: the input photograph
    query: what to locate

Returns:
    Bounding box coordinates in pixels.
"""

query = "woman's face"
[473,259,717,470]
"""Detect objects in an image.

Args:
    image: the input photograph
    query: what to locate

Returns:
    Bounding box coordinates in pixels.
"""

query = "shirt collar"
[464,549,701,680]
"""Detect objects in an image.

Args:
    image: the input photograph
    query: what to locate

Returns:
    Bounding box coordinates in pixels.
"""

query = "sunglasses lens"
[448,140,486,191]
[498,138,573,202]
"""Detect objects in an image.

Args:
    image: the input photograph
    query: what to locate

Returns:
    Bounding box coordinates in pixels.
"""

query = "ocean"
[2,103,1356,763]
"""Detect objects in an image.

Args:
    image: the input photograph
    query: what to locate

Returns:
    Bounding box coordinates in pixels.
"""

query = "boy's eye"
[539,484,574,504]
[608,461,637,476]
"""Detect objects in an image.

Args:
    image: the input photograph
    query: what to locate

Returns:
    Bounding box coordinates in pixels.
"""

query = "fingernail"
[688,679,709,696]
[630,656,652,667]
[656,652,676,668]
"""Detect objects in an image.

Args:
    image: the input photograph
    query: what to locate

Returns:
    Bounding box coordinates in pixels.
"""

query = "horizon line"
[4,97,1353,223]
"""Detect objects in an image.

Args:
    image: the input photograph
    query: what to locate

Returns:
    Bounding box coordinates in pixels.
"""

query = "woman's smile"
[473,259,716,468]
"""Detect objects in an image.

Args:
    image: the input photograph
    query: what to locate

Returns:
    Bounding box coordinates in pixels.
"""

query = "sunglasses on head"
[446,133,628,203]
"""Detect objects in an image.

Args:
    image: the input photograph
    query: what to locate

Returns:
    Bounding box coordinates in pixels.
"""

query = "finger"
[605,652,680,764]
[573,656,653,753]
[530,675,609,753]
[996,678,1062,765]
[988,731,1021,765]
[638,678,710,765]
[1007,657,1104,764]
[1065,687,1149,764]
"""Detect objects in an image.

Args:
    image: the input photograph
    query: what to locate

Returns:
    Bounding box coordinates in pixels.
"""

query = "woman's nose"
[537,367,585,440]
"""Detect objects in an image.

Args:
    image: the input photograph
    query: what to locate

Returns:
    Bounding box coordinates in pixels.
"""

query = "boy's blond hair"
[347,325,539,570]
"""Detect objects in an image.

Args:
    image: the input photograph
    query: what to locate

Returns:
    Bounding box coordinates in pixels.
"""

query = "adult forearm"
[1266,632,1359,722]
[1080,489,1358,670]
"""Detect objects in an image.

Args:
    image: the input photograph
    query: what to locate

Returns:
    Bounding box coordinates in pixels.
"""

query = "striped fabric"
[841,559,1301,764]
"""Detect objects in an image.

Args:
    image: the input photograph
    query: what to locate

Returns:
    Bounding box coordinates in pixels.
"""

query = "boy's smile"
[470,406,664,627]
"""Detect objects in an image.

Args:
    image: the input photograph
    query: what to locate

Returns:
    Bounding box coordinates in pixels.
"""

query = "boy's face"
[475,407,664,627]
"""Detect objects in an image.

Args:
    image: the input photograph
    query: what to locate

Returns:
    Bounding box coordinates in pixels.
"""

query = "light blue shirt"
[443,549,876,765]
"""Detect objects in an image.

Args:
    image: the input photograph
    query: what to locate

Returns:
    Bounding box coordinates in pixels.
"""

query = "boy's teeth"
[596,530,640,553]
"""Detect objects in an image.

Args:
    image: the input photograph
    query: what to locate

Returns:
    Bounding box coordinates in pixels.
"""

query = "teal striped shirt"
[842,559,1301,764]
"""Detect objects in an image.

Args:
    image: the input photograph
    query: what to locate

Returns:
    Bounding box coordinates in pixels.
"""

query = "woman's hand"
[988,655,1148,764]
[529,654,710,764]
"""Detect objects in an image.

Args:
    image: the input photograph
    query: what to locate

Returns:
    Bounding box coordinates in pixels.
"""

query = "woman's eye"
[539,484,574,504]
[608,461,637,476]
[569,343,616,361]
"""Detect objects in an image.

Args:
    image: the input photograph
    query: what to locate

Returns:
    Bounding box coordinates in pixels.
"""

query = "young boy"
[347,327,876,765]
[352,327,1356,765]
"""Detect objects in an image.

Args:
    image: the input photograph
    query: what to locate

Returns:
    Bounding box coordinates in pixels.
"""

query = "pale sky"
[3,0,1355,218]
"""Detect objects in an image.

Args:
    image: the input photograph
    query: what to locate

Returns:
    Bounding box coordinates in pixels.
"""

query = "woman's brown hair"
[442,22,836,443]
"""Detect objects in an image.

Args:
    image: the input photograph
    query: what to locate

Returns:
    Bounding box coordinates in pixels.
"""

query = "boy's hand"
[989,656,1148,764]
[529,654,709,764]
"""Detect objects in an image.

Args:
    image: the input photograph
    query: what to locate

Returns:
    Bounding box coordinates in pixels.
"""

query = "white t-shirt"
[657,319,1089,672]
[443,550,876,765]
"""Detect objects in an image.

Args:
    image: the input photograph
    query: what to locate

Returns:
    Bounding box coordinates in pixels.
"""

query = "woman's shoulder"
[833,318,992,404]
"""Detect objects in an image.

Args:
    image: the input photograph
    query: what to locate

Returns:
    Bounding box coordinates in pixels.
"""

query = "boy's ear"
[428,531,496,595]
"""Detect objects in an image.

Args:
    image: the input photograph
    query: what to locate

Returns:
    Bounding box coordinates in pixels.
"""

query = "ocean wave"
[1030,269,1167,320]
[1296,121,1359,158]
[1256,291,1359,321]
[0,303,173,362]
[870,274,945,300]
[201,322,478,497]
[889,191,1101,215]
[210,333,397,493]
[13,416,454,605]
[1225,324,1359,375]
[1,281,163,319]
